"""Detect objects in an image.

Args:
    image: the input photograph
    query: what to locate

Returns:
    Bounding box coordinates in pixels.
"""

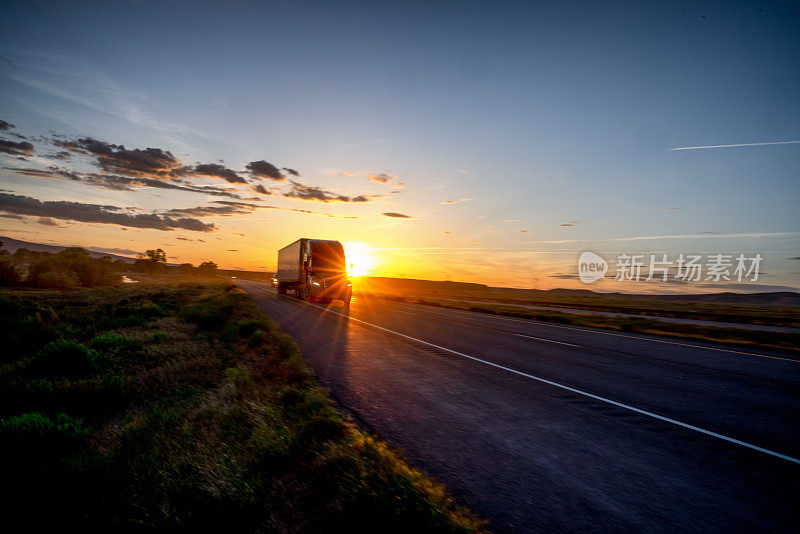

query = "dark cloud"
[789,257,800,261]
[0,120,14,131]
[0,138,34,156]
[37,217,62,227]
[3,166,246,199]
[382,212,413,218]
[55,137,188,179]
[367,173,396,184]
[548,273,578,280]
[45,151,71,160]
[0,192,215,232]
[193,163,247,184]
[0,213,25,220]
[283,181,375,203]
[282,167,300,177]
[246,160,285,181]
[558,221,579,227]
[252,184,271,195]
[167,201,259,217]
[89,246,143,256]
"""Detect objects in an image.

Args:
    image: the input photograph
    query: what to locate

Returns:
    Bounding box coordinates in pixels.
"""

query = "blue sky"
[1,1,798,291]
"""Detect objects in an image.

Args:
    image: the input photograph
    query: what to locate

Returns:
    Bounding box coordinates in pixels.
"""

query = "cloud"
[45,151,72,160]
[55,137,188,179]
[440,198,473,205]
[246,160,285,181]
[283,181,376,203]
[662,207,683,211]
[0,192,215,232]
[549,273,578,280]
[789,257,800,261]
[517,229,530,234]
[282,167,300,177]
[0,120,14,131]
[3,166,246,199]
[558,221,580,227]
[252,184,271,195]
[88,246,142,256]
[367,173,397,184]
[166,201,259,217]
[382,212,413,218]
[0,139,34,156]
[193,163,247,184]
[37,217,62,227]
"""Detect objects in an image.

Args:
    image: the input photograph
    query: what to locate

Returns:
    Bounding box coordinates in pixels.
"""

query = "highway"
[237,280,799,533]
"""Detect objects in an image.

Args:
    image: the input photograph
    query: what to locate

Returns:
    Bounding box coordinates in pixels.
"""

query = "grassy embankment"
[357,279,800,354]
[352,278,800,328]
[411,298,800,354]
[0,281,484,532]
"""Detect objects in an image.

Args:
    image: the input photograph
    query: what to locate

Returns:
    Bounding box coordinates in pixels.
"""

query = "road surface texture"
[237,280,799,533]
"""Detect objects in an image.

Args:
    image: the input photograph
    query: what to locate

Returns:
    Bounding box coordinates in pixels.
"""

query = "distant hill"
[0,236,138,263]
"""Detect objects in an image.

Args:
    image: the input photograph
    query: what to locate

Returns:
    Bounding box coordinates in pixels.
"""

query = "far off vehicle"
[275,238,352,310]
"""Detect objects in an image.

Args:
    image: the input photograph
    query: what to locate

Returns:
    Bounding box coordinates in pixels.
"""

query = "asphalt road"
[237,280,800,533]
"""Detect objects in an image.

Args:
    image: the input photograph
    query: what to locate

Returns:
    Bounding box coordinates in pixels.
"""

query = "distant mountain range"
[0,236,138,263]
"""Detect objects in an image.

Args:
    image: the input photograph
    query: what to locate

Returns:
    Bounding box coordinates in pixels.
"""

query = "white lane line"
[514,333,580,347]
[245,283,799,363]
[391,300,800,364]
[268,289,800,465]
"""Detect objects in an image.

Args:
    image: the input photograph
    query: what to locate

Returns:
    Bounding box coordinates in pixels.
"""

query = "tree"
[179,263,196,276]
[197,261,218,276]
[145,249,166,263]
[135,248,167,274]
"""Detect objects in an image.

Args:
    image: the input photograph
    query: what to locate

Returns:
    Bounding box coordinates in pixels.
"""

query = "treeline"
[0,244,123,289]
[131,248,218,277]
[0,242,220,289]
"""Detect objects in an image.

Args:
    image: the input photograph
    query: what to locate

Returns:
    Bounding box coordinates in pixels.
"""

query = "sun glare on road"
[344,242,376,277]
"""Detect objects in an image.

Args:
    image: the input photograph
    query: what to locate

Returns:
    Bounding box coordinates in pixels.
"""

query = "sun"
[343,242,376,277]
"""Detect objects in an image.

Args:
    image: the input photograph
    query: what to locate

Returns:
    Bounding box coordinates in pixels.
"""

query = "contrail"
[670,140,800,150]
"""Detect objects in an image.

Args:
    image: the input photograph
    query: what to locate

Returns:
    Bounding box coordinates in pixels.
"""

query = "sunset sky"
[1,1,798,292]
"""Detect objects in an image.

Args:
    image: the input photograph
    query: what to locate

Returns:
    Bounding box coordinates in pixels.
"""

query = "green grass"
[0,282,485,532]
[352,278,800,328]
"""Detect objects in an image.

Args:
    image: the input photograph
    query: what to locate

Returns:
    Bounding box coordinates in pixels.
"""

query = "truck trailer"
[275,238,352,310]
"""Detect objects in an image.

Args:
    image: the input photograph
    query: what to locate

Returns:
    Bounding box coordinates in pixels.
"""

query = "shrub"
[0,258,20,286]
[31,340,97,377]
[115,301,166,326]
[29,270,79,289]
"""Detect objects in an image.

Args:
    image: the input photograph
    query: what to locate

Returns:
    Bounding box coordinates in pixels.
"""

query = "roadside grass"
[352,282,800,328]
[0,282,485,532]
[372,296,799,355]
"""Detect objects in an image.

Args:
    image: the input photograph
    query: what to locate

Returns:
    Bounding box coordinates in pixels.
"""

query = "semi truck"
[275,238,352,310]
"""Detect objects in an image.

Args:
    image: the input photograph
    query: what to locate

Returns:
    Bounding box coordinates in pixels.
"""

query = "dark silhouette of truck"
[275,238,352,311]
